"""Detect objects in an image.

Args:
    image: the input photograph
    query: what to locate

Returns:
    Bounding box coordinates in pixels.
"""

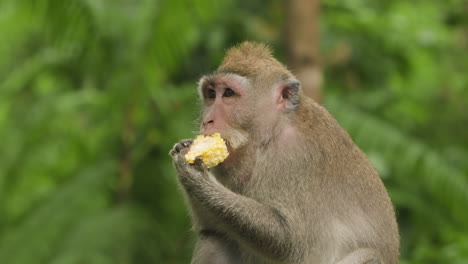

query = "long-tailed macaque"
[170,42,399,264]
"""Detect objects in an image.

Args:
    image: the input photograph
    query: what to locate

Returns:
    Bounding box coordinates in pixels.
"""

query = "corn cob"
[185,133,229,168]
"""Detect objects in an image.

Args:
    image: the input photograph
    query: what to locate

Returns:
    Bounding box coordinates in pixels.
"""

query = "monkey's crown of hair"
[228,41,273,58]
[217,41,290,77]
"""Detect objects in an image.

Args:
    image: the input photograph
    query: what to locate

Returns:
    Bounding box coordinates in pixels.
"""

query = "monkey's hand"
[169,139,211,189]
[170,140,297,262]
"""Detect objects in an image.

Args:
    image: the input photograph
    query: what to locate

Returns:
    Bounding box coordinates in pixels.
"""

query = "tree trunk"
[285,0,322,103]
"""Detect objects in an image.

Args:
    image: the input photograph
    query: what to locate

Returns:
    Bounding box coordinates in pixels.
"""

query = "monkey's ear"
[277,80,300,112]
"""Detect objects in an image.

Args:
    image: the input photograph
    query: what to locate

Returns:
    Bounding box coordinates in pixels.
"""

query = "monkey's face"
[197,73,254,152]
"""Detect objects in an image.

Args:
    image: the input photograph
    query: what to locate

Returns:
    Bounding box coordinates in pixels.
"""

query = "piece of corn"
[185,133,229,168]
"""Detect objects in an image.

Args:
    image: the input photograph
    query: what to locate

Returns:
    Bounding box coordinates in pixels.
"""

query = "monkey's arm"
[176,165,299,261]
[171,140,301,261]
[197,179,295,259]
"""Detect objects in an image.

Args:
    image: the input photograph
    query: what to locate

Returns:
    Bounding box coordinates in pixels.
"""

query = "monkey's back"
[242,98,399,263]
[305,100,399,263]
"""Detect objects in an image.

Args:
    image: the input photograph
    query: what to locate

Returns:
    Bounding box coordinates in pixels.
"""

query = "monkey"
[169,42,399,264]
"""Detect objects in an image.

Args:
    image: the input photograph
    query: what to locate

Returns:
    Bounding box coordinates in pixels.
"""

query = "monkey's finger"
[177,139,194,151]
[169,145,181,156]
[194,157,203,166]
[170,140,193,156]
[169,145,178,156]
[181,139,193,149]
[190,157,206,172]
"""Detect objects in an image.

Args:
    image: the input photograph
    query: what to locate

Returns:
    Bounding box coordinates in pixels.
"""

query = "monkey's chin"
[224,130,249,151]
[224,141,236,154]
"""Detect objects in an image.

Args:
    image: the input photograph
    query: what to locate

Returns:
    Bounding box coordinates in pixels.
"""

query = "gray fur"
[169,42,399,264]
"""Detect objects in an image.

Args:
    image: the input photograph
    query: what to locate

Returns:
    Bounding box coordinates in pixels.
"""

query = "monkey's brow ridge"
[214,69,247,77]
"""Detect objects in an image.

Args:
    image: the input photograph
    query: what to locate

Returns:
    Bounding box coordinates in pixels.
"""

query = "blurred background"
[0,0,467,263]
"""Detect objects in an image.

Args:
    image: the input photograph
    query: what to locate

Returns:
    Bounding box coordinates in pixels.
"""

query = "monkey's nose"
[203,119,214,126]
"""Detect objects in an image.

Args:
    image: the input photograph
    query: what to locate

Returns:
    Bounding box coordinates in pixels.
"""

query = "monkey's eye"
[207,89,216,99]
[223,88,235,97]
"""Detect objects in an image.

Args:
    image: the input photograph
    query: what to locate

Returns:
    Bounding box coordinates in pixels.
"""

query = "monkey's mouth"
[200,132,232,150]
[224,139,233,149]
[219,135,229,146]
[221,136,235,153]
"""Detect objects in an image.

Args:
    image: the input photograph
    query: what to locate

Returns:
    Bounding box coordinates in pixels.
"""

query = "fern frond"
[0,162,146,264]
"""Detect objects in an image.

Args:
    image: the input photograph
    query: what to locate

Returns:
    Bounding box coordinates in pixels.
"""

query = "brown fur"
[170,41,399,264]
[218,42,292,81]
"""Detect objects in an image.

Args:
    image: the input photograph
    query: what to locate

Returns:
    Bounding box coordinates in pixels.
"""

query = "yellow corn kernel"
[185,133,229,168]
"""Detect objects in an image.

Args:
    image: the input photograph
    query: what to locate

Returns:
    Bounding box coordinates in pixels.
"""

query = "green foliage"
[0,0,466,263]
[0,0,227,263]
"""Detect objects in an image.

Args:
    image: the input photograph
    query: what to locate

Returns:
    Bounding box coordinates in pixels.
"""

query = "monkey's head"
[197,42,302,154]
